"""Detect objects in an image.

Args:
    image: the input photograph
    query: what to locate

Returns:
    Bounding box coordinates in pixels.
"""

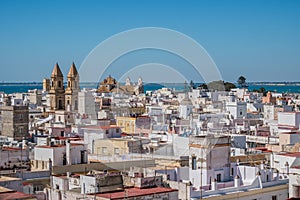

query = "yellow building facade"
[116,116,136,134]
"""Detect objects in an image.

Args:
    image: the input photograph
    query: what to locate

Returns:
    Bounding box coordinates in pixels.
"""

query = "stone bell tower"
[49,63,65,111]
[65,62,79,111]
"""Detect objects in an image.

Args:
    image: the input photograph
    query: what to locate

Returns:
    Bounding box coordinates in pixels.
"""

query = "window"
[75,100,78,110]
[102,147,107,154]
[68,81,70,87]
[58,99,63,109]
[192,156,197,170]
[216,174,221,182]
[80,150,86,164]
[114,148,119,155]
[62,153,66,165]
[58,81,61,88]
[34,185,42,192]
[105,130,109,134]
[272,195,277,200]
[116,128,120,133]
[230,168,234,176]
[19,127,23,134]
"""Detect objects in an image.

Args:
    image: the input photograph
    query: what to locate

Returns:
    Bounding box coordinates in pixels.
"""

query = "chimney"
[22,137,26,149]
[234,175,240,187]
[260,161,265,170]
[275,169,279,181]
[211,178,217,191]
[46,136,51,146]
[285,162,289,174]
[236,158,240,166]
[66,139,71,165]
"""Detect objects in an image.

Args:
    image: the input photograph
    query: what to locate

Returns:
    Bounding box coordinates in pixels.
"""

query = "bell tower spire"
[65,62,79,111]
[49,63,65,111]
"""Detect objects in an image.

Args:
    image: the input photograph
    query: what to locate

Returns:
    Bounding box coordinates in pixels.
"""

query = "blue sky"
[0,0,300,82]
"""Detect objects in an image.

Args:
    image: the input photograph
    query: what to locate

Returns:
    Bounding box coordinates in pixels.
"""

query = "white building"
[270,152,300,199]
[32,140,86,169]
[179,96,193,120]
[278,112,300,133]
[83,125,121,154]
[226,102,247,119]
[271,152,300,174]
[78,90,97,120]
[289,163,300,198]
[157,135,288,200]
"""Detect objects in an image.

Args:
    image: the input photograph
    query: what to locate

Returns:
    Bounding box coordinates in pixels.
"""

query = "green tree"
[207,80,236,91]
[252,87,267,96]
[199,83,208,90]
[224,82,237,91]
[237,76,247,88]
[190,80,195,90]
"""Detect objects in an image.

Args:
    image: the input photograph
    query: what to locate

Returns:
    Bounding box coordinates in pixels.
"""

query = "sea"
[0,82,300,94]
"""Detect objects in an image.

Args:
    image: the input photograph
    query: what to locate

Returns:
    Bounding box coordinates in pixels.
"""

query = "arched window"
[58,81,61,88]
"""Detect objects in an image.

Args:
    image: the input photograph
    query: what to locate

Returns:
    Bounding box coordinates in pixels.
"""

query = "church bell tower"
[49,63,65,111]
[65,62,79,111]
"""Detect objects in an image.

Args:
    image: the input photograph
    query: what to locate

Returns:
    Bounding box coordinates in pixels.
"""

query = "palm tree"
[190,80,195,90]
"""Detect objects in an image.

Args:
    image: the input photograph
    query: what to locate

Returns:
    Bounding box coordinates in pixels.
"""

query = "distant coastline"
[0,81,300,85]
[0,82,300,94]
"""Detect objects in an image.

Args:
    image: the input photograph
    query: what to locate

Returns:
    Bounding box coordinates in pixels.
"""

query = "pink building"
[262,92,276,105]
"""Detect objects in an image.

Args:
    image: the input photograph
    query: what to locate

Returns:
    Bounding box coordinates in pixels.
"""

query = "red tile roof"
[36,143,83,148]
[291,165,300,169]
[1,147,22,151]
[96,187,177,199]
[254,147,272,152]
[279,152,300,157]
[82,125,119,130]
